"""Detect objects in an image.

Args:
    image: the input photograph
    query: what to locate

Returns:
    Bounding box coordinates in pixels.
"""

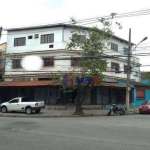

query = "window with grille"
[43,57,54,67]
[124,65,128,74]
[14,37,26,46]
[124,65,132,74]
[12,60,22,69]
[72,34,86,43]
[111,62,119,71]
[111,43,118,52]
[41,34,54,44]
[71,58,79,67]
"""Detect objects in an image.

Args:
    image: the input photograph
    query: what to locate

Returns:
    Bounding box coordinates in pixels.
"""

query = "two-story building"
[0,42,6,77]
[0,23,147,107]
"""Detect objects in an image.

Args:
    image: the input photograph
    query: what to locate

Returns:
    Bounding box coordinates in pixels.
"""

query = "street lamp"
[132,36,148,53]
[126,29,148,114]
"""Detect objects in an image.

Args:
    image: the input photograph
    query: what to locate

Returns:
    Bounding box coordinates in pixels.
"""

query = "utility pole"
[125,29,148,114]
[126,28,131,114]
[0,27,2,40]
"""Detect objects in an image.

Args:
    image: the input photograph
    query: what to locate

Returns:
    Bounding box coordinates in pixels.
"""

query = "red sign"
[91,76,99,85]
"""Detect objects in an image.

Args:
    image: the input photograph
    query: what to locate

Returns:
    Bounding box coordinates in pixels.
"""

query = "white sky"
[0,0,150,71]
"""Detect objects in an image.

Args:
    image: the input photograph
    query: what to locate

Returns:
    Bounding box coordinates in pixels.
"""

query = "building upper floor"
[6,24,135,55]
[4,24,141,82]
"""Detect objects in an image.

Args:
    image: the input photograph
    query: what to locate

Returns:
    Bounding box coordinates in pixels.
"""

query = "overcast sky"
[0,0,150,71]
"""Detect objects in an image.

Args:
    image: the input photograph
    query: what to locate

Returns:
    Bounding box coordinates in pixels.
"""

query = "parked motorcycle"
[107,104,126,116]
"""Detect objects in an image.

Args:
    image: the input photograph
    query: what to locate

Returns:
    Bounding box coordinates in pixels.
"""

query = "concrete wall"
[7,27,65,53]
[133,88,150,107]
[5,26,140,82]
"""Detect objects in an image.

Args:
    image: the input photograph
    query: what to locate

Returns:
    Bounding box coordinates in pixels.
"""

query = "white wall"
[5,52,80,75]
[5,26,140,82]
[7,27,65,53]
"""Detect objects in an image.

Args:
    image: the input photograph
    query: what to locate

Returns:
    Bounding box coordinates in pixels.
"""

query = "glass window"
[9,99,19,103]
[111,62,119,72]
[28,36,33,39]
[71,58,79,67]
[41,34,54,44]
[111,43,118,52]
[147,101,150,104]
[72,34,86,43]
[124,65,128,74]
[21,97,30,102]
[43,57,54,67]
[12,59,22,69]
[14,37,26,46]
[123,47,128,55]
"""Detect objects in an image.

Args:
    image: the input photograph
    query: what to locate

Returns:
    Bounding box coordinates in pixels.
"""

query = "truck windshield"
[22,97,31,102]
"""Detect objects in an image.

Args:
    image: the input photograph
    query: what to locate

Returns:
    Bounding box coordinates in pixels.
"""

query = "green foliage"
[141,72,150,84]
[60,14,121,108]
[67,18,115,83]
[49,74,61,80]
[60,86,76,93]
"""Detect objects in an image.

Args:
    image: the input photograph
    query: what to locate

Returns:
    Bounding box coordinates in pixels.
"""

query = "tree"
[141,71,150,84]
[64,15,121,114]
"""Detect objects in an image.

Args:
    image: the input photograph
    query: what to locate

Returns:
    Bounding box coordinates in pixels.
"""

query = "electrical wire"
[1,8,150,35]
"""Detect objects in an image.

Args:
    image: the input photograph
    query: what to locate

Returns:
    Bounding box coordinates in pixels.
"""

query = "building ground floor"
[0,80,150,108]
[0,81,128,108]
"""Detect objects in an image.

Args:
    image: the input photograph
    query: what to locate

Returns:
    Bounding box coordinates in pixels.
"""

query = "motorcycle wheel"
[107,111,111,116]
[119,110,125,115]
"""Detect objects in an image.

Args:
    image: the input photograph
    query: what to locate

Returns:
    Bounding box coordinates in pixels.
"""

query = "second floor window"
[111,62,119,72]
[12,60,22,69]
[14,37,26,46]
[41,34,54,44]
[72,34,86,43]
[123,47,128,55]
[111,43,118,52]
[71,58,79,67]
[43,57,54,67]
[124,65,128,74]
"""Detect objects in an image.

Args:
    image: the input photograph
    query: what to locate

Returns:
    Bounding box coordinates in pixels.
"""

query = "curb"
[0,113,140,118]
[0,114,108,118]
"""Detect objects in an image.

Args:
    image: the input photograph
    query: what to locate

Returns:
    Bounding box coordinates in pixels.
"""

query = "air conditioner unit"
[34,34,39,38]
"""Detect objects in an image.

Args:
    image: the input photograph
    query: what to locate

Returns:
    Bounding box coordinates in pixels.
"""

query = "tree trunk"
[75,103,83,114]
[74,83,92,115]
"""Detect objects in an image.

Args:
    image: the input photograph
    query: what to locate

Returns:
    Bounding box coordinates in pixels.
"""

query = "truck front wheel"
[1,106,7,113]
[26,107,32,114]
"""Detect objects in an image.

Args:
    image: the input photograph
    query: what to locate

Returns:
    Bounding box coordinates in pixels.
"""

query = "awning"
[0,81,126,88]
[0,80,59,87]
[101,82,126,88]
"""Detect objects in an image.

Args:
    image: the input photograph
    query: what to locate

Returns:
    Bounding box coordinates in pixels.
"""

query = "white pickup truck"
[0,97,45,114]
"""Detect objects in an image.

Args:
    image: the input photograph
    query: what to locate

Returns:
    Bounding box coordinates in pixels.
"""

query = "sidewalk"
[0,105,139,118]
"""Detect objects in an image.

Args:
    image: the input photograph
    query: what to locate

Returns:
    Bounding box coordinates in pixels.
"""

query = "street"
[0,115,150,150]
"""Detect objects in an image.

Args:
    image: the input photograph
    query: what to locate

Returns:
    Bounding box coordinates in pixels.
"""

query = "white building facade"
[4,24,140,82]
[0,24,142,105]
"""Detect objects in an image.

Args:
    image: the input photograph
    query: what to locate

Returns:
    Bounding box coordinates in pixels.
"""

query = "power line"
[1,8,150,36]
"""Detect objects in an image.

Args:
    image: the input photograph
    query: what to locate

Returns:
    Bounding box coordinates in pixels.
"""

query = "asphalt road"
[0,115,150,150]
